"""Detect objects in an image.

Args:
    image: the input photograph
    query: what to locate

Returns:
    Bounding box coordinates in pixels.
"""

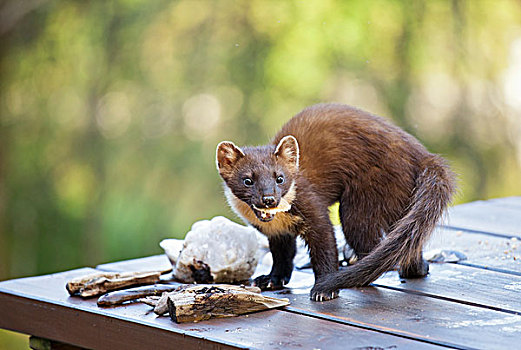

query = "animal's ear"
[274,135,299,170]
[216,141,245,174]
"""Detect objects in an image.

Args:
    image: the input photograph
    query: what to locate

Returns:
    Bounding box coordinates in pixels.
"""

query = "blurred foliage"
[1,0,521,287]
[0,330,26,350]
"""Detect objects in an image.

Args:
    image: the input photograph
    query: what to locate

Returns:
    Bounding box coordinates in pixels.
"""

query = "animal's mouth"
[252,206,276,222]
[251,203,291,223]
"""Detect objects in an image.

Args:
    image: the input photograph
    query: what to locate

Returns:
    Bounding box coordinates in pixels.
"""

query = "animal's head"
[216,135,299,222]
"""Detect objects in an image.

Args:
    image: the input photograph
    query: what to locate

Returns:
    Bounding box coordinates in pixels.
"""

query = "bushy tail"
[315,155,456,292]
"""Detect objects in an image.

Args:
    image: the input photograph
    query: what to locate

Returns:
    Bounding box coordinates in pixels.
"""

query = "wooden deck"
[1,197,520,349]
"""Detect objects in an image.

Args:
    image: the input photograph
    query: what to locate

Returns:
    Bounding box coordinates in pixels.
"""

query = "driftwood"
[150,284,262,315]
[138,295,161,307]
[97,284,181,306]
[154,284,290,323]
[66,271,161,298]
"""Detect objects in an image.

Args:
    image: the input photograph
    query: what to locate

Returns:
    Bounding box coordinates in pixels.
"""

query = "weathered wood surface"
[427,227,521,274]
[444,197,521,239]
[267,274,521,350]
[375,263,521,315]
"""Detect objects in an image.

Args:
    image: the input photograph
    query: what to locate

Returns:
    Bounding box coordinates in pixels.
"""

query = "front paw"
[310,285,339,302]
[252,274,289,290]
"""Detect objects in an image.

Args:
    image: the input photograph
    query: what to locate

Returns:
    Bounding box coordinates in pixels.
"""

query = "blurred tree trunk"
[0,119,7,280]
[449,0,488,200]
[227,1,272,144]
[0,12,12,279]
[371,1,425,134]
[80,3,123,266]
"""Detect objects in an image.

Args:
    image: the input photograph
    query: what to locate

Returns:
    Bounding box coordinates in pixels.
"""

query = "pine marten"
[216,103,456,301]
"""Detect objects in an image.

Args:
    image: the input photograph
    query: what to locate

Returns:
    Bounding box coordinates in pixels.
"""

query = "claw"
[253,274,286,291]
[310,289,339,302]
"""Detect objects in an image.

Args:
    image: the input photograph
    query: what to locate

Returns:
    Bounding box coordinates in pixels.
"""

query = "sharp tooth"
[253,204,291,218]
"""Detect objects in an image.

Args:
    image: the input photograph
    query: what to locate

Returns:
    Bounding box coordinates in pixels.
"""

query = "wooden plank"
[268,265,521,349]
[0,269,440,350]
[375,263,521,315]
[444,199,521,239]
[426,227,521,275]
[264,280,521,350]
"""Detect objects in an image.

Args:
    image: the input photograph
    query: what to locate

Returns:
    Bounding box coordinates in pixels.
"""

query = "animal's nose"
[262,196,276,207]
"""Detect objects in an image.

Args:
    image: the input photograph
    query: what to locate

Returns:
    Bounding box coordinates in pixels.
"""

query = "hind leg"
[339,194,383,262]
[399,251,429,278]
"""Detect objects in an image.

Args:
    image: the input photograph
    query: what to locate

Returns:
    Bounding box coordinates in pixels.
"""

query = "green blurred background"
[1,0,521,347]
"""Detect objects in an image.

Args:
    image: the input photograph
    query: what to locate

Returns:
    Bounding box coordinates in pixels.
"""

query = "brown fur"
[216,103,456,301]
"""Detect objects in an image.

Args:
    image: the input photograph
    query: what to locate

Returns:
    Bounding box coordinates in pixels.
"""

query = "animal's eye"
[276,175,285,185]
[243,178,254,187]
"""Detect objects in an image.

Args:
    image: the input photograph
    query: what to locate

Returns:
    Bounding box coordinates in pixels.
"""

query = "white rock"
[159,239,184,266]
[171,216,259,283]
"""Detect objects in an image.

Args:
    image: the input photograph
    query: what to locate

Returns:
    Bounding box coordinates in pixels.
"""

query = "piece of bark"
[153,284,262,316]
[97,284,182,306]
[66,271,161,298]
[154,291,172,315]
[164,284,289,323]
[138,296,161,308]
